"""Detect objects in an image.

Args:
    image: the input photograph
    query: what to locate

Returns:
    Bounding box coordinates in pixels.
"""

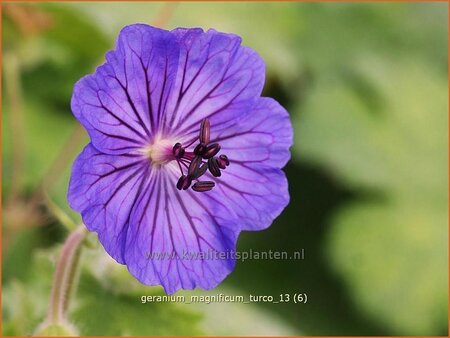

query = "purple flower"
[68,24,292,294]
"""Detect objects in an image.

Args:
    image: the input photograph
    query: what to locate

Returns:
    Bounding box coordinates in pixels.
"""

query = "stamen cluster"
[173,118,230,192]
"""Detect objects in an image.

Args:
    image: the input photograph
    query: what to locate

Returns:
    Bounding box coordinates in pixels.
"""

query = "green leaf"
[72,273,203,336]
[2,250,55,336]
[296,57,447,198]
[34,322,78,336]
[19,4,110,108]
[294,3,447,74]
[291,13,448,332]
[294,56,447,334]
[183,288,298,336]
[79,248,296,336]
[2,99,85,198]
[327,202,447,335]
[70,2,302,86]
[2,246,204,336]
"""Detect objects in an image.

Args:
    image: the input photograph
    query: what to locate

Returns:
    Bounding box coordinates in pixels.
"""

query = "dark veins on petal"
[69,25,292,294]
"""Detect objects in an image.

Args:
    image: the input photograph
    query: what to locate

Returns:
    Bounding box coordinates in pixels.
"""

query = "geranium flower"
[68,24,292,294]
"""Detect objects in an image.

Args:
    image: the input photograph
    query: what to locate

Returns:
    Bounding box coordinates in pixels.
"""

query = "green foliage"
[71,2,302,87]
[2,250,56,336]
[2,3,96,213]
[2,2,448,336]
[3,100,79,191]
[2,247,204,336]
[73,275,203,336]
[20,5,109,107]
[296,59,447,195]
[34,322,78,336]
[294,3,447,73]
[293,17,447,336]
[3,243,296,336]
[328,202,447,335]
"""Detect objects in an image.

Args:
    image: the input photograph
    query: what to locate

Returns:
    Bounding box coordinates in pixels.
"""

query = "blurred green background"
[2,2,448,336]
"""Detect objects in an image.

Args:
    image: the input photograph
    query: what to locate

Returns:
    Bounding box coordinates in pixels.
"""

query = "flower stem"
[30,124,86,206]
[47,226,87,323]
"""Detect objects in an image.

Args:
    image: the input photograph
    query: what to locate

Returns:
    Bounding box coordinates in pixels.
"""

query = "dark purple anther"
[192,181,215,192]
[173,119,230,192]
[188,155,203,176]
[191,163,208,179]
[176,175,192,190]
[199,119,210,144]
[194,143,207,156]
[217,154,229,169]
[172,142,185,158]
[207,158,221,177]
[203,143,221,159]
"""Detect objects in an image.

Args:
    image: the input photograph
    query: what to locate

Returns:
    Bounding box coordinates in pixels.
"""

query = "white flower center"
[142,136,175,166]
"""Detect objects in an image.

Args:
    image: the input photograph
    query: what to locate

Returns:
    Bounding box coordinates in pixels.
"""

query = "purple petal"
[71,24,180,154]
[68,143,149,263]
[208,97,293,231]
[215,97,293,168]
[69,24,292,293]
[213,164,289,231]
[124,168,240,294]
[164,28,265,138]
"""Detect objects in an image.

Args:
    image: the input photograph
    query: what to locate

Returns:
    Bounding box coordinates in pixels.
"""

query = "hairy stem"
[47,226,87,323]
